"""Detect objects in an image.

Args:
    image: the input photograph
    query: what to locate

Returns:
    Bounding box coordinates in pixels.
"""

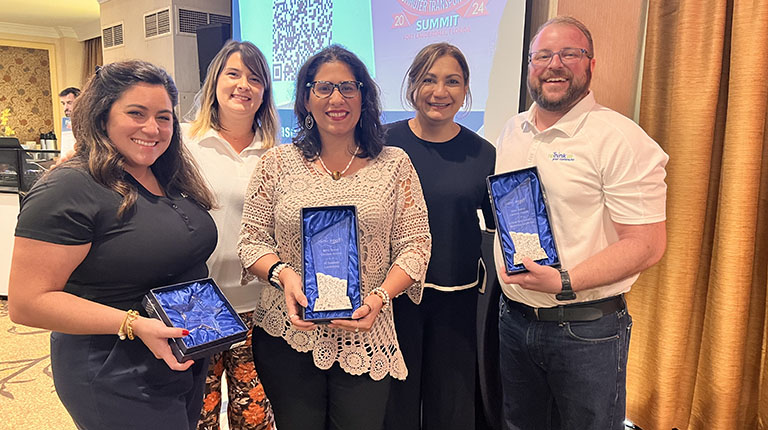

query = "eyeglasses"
[528,48,592,67]
[306,80,363,99]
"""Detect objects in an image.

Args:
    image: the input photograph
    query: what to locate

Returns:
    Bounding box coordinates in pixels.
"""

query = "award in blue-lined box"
[301,206,362,321]
[487,167,561,274]
[142,278,248,362]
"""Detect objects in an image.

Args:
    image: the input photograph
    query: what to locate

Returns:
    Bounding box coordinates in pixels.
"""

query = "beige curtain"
[628,0,768,428]
[81,37,103,86]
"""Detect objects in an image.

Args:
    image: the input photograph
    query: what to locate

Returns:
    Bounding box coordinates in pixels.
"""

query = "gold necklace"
[318,144,360,180]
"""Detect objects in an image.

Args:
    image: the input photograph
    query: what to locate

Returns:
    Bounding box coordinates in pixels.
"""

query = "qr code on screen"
[273,0,333,82]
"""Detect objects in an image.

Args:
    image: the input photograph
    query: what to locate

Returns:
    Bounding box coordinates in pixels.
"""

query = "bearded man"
[493,16,669,430]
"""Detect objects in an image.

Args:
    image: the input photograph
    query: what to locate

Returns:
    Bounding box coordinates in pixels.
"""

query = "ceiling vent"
[145,8,171,39]
[102,22,124,49]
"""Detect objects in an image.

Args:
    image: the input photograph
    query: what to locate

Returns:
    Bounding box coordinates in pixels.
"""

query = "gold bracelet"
[118,310,139,340]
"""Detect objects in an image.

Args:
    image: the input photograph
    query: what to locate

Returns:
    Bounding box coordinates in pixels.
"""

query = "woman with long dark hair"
[238,45,431,430]
[8,60,217,430]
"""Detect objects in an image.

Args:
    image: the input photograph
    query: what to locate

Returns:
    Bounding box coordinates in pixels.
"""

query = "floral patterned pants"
[197,311,275,430]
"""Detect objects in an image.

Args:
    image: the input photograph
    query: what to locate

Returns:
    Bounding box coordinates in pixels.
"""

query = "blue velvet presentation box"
[487,167,561,274]
[300,205,362,322]
[142,278,248,362]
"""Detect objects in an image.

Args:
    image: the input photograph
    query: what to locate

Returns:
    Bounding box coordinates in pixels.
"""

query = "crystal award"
[497,177,549,265]
[309,217,353,312]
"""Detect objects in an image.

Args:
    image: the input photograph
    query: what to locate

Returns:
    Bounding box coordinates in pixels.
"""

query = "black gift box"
[300,205,363,322]
[142,278,248,362]
[487,167,561,274]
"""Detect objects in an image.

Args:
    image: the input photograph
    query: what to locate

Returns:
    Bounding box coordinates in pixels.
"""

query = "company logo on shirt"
[548,151,575,162]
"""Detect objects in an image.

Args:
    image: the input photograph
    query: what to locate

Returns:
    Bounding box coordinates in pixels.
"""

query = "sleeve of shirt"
[238,148,279,284]
[390,151,432,304]
[14,168,101,245]
[600,120,669,224]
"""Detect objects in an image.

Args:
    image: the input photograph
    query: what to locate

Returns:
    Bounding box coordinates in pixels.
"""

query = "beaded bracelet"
[118,310,139,340]
[369,287,391,312]
[268,261,290,291]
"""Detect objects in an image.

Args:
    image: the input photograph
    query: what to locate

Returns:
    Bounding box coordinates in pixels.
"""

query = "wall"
[553,0,647,119]
[99,0,230,116]
[174,0,230,116]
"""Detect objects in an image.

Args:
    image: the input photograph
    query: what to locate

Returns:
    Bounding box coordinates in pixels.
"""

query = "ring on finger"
[289,314,298,319]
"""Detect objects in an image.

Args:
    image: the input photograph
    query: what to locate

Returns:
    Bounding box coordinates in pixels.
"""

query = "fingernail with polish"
[182,329,190,336]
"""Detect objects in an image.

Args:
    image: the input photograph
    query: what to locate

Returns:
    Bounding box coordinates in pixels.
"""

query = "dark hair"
[293,45,384,160]
[58,87,81,98]
[531,16,594,56]
[69,60,215,217]
[187,40,278,148]
[403,42,472,112]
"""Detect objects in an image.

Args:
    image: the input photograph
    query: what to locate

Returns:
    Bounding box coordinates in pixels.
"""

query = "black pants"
[252,327,391,430]
[51,332,208,430]
[384,287,478,430]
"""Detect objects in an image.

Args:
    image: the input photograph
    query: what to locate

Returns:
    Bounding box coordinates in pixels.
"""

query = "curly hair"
[186,40,278,149]
[293,45,384,160]
[68,60,216,217]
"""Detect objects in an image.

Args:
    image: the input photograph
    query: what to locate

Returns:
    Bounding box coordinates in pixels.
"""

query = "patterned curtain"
[627,0,768,428]
[81,37,103,86]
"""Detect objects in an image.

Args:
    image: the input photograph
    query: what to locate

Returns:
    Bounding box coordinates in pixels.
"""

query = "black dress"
[15,167,217,430]
[384,119,496,430]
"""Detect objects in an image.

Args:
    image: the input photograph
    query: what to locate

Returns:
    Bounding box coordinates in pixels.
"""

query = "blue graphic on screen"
[233,0,512,142]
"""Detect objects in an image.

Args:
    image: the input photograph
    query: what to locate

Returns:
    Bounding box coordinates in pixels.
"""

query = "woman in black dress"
[384,43,496,430]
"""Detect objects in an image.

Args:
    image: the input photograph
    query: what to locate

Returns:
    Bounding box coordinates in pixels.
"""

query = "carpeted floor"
[0,298,76,430]
[0,298,231,430]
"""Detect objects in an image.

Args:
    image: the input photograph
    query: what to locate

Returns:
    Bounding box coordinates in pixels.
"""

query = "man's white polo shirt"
[494,92,669,308]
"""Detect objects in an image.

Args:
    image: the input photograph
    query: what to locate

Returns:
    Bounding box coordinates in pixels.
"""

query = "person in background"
[183,40,278,430]
[384,42,496,430]
[238,45,431,430]
[58,87,80,117]
[8,60,217,430]
[494,16,668,429]
[58,87,81,157]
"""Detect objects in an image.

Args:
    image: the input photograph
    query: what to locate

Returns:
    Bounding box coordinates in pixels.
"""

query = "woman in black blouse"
[8,60,217,430]
[384,43,496,430]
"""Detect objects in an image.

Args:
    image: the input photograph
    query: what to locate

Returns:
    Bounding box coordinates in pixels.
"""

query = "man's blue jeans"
[498,295,632,430]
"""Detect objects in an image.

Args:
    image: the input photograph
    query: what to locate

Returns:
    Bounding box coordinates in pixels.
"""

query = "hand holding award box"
[142,278,249,362]
[487,167,561,274]
[301,205,363,321]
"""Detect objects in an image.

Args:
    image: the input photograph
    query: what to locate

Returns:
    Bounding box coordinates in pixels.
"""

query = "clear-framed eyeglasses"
[528,48,592,67]
[306,80,363,98]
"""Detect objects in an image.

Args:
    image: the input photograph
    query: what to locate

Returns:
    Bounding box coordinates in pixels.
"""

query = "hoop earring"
[304,114,314,130]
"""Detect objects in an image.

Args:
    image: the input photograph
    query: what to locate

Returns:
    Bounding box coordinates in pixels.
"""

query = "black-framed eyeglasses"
[528,48,592,67]
[306,80,363,98]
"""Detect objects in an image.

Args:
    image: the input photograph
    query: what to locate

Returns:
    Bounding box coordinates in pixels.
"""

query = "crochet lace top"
[238,144,431,380]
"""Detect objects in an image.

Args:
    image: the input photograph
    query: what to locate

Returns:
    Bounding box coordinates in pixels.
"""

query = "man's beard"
[528,67,591,112]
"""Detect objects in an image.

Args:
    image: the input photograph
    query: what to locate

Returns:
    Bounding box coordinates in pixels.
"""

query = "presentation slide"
[232,0,526,144]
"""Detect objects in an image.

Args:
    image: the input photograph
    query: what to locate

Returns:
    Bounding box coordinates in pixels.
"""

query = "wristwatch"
[555,268,577,301]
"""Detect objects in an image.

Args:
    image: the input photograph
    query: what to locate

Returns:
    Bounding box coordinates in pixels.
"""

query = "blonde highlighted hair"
[187,40,278,148]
